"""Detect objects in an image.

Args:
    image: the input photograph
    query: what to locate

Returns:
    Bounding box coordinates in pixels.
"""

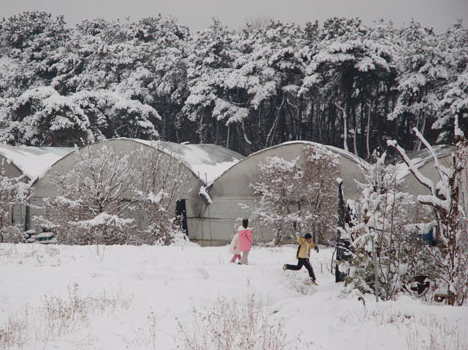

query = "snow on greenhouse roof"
[208,140,370,189]
[260,140,369,166]
[237,140,369,169]
[135,140,244,184]
[0,144,75,181]
[406,144,455,165]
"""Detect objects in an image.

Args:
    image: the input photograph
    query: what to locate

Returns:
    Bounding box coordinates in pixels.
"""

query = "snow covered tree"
[300,18,395,158]
[68,89,160,142]
[436,70,468,142]
[128,145,192,245]
[1,13,466,157]
[251,144,339,244]
[0,11,70,96]
[70,16,189,142]
[69,18,138,91]
[0,87,93,146]
[0,86,159,146]
[0,14,162,146]
[342,151,433,300]
[183,19,238,144]
[433,22,468,143]
[39,145,137,244]
[235,21,306,150]
[388,128,468,305]
[183,19,306,154]
[39,144,189,245]
[125,16,191,141]
[0,172,30,242]
[388,21,448,151]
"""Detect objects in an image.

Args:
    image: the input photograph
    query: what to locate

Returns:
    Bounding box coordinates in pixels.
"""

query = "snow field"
[0,243,466,349]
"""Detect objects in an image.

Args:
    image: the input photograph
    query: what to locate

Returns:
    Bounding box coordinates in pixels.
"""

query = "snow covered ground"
[1,243,466,349]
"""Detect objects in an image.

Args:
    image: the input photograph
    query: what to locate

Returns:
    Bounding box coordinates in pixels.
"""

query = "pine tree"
[389,21,448,150]
[300,18,395,157]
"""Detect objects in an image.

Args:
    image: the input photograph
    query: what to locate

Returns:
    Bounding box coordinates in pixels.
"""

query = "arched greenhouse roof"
[209,140,369,200]
[33,138,244,185]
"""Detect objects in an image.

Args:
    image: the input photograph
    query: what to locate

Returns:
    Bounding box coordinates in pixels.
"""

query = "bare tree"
[129,146,193,245]
[251,144,339,245]
[40,145,136,244]
[40,144,192,245]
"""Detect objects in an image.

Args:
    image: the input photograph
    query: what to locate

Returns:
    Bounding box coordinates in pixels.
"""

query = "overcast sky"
[1,0,467,33]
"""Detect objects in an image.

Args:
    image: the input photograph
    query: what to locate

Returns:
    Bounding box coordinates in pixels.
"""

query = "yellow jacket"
[296,236,316,259]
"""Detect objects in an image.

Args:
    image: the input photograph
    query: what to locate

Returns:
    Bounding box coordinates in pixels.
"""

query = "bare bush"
[129,144,192,245]
[0,284,132,349]
[0,225,25,243]
[41,145,136,244]
[406,315,466,350]
[0,312,28,349]
[177,294,310,350]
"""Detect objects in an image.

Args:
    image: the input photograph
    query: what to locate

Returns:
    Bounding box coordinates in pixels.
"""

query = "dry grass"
[0,283,132,349]
[177,294,313,350]
[406,315,466,350]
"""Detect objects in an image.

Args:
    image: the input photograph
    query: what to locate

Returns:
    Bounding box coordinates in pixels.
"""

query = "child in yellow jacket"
[283,233,319,285]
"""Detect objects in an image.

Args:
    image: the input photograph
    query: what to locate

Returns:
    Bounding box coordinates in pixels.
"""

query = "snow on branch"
[387,129,451,212]
[386,139,436,194]
[412,127,451,180]
[70,212,134,229]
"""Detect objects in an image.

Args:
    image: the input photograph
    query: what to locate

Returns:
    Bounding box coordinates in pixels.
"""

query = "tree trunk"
[266,95,286,147]
[334,101,349,152]
[366,103,372,159]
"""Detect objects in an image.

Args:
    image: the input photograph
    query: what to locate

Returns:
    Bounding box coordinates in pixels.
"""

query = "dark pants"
[285,258,316,280]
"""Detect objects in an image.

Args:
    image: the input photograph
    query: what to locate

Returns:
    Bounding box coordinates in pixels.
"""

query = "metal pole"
[205,173,213,246]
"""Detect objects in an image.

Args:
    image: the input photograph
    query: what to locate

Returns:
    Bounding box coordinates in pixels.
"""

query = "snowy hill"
[0,243,466,349]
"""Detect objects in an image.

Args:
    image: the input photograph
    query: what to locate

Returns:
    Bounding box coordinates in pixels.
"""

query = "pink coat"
[237,227,253,252]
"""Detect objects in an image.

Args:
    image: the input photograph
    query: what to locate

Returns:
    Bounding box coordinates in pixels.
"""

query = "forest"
[0,11,467,158]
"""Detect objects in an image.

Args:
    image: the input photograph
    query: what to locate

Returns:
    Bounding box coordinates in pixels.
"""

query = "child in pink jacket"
[237,218,253,265]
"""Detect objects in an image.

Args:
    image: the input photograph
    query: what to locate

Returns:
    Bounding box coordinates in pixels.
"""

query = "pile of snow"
[0,243,466,349]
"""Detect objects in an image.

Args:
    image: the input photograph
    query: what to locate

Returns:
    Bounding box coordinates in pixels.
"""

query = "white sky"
[0,0,467,33]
